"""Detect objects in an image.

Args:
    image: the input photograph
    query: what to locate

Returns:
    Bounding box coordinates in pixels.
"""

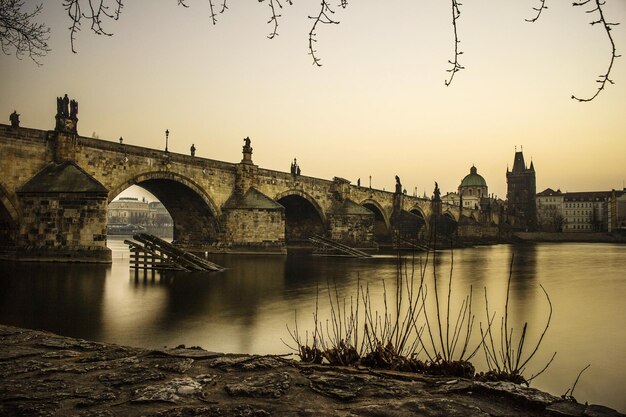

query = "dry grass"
[284,241,556,384]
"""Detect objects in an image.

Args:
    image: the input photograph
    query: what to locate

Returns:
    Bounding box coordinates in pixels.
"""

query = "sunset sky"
[1,0,625,199]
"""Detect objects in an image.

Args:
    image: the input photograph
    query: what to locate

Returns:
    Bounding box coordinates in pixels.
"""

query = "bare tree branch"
[208,0,218,25]
[571,0,620,102]
[445,0,464,86]
[63,0,123,53]
[526,0,548,23]
[0,0,50,65]
[260,0,291,40]
[308,0,340,67]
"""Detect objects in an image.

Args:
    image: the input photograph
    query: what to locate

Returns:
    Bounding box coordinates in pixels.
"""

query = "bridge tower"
[506,149,537,230]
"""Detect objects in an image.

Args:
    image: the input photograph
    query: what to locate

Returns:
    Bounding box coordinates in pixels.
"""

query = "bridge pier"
[221,187,287,253]
[10,161,111,263]
[325,177,376,249]
[216,143,287,253]
[326,199,377,249]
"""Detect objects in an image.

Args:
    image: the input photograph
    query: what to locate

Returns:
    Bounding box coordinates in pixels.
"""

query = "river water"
[0,239,624,411]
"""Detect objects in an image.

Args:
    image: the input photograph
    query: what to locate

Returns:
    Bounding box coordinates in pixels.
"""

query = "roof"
[460,165,487,188]
[18,161,108,194]
[511,151,526,173]
[223,187,284,210]
[537,188,562,197]
[563,191,612,202]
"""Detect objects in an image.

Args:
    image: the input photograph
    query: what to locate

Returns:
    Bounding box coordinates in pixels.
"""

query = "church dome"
[460,165,487,188]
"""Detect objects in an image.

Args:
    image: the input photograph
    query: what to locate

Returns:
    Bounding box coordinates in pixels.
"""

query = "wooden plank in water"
[124,235,224,272]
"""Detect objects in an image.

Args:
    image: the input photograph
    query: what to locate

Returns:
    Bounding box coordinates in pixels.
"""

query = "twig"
[571,0,620,102]
[445,0,464,86]
[63,0,123,53]
[208,0,218,25]
[562,364,591,399]
[308,0,340,66]
[526,0,548,23]
[264,0,286,39]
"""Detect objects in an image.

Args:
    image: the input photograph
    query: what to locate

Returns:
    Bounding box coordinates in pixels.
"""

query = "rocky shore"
[0,325,623,417]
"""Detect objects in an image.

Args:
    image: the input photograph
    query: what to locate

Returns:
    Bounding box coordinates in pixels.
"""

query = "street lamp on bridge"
[165,129,169,153]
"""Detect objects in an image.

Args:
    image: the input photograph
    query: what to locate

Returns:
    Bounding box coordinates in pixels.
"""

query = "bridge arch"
[440,211,458,236]
[359,199,390,228]
[109,171,221,218]
[408,205,426,221]
[275,190,326,243]
[443,209,460,222]
[274,190,326,224]
[360,199,391,242]
[109,171,222,243]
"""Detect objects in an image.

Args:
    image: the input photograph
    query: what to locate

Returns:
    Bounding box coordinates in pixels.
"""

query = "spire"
[529,160,535,171]
[512,150,526,173]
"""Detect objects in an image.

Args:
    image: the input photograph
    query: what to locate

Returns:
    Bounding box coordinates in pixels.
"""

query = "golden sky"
[1,1,625,199]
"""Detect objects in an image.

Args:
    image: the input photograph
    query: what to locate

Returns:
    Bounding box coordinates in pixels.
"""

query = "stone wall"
[458,224,500,239]
[328,212,375,248]
[222,208,286,252]
[70,136,237,211]
[17,192,110,262]
[0,126,51,215]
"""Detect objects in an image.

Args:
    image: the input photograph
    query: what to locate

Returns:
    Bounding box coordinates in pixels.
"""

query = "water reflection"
[0,262,107,340]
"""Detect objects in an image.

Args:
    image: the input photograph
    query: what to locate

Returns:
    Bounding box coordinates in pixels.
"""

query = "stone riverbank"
[513,232,626,244]
[1,325,623,417]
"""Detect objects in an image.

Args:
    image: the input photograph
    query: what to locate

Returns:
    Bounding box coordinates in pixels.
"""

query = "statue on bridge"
[57,94,70,117]
[190,143,196,157]
[395,175,402,194]
[433,182,441,202]
[70,99,78,119]
[55,94,79,134]
[291,158,301,176]
[9,110,20,128]
[241,137,254,164]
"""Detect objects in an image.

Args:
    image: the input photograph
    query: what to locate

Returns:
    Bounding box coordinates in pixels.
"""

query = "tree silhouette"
[0,1,50,65]
[0,0,620,101]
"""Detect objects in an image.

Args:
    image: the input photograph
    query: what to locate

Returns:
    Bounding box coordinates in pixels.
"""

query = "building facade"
[536,189,626,233]
[562,192,611,232]
[108,197,172,226]
[608,189,626,232]
[458,165,488,210]
[536,188,564,232]
[148,201,173,226]
[441,192,460,207]
[506,151,536,230]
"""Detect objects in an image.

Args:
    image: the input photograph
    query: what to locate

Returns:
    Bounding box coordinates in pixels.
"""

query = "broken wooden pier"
[309,235,372,258]
[124,233,225,272]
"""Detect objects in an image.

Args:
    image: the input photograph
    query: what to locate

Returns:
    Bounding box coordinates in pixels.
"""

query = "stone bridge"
[0,98,499,262]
